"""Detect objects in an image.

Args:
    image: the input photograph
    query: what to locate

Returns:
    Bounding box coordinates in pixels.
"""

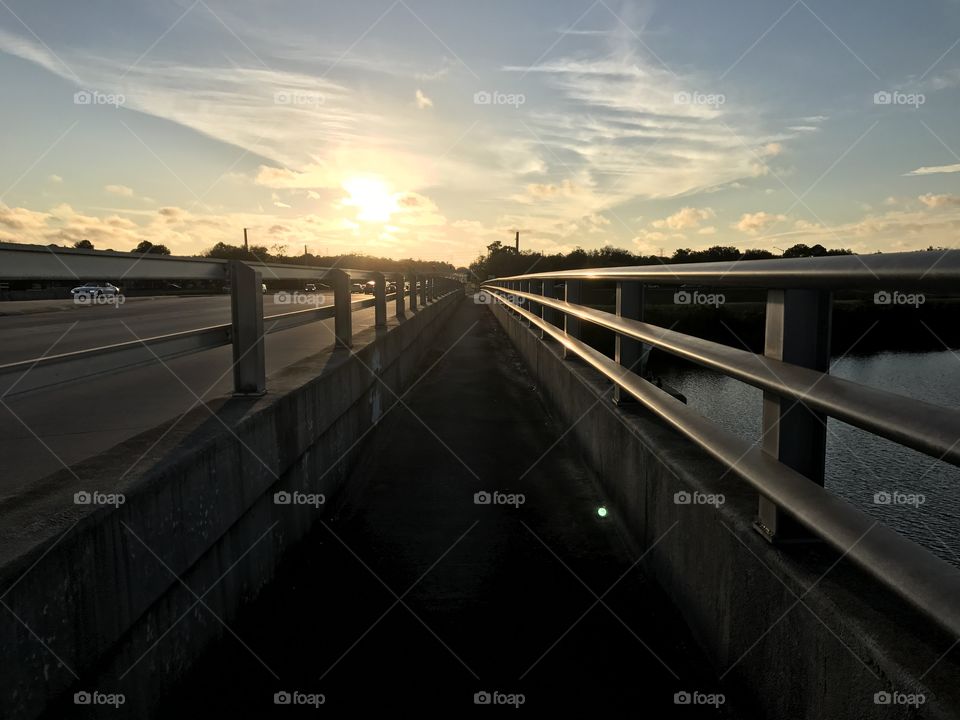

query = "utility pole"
[304,243,307,257]
[243,228,249,253]
[515,230,520,253]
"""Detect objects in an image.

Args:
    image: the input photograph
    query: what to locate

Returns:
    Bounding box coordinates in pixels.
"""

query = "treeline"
[469,242,854,280]
[203,242,455,275]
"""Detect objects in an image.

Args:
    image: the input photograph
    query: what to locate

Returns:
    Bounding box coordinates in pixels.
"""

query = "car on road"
[364,280,376,294]
[387,282,397,294]
[351,282,365,294]
[304,283,317,293]
[71,282,120,298]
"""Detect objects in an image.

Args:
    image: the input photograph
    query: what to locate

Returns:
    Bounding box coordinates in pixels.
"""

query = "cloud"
[734,211,787,234]
[49,174,63,184]
[525,180,581,199]
[762,142,783,156]
[918,193,960,208]
[415,89,433,109]
[652,207,715,230]
[105,184,134,197]
[906,163,960,176]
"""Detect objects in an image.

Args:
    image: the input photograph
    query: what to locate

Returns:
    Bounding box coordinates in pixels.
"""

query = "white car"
[71,282,120,299]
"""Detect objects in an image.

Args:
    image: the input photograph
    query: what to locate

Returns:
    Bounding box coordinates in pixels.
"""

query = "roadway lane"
[0,293,346,365]
[0,301,382,499]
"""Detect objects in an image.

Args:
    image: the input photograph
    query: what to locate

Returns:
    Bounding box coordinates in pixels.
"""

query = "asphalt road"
[0,295,379,498]
[0,294,344,365]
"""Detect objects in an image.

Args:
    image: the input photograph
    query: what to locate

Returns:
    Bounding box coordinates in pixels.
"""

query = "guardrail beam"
[230,261,265,395]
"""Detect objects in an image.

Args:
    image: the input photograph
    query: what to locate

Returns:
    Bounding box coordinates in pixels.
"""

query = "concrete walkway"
[158,300,738,716]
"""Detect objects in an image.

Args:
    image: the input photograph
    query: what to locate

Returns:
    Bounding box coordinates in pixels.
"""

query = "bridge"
[0,244,958,717]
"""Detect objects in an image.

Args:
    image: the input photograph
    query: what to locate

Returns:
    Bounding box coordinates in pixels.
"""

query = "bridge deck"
[158,301,737,715]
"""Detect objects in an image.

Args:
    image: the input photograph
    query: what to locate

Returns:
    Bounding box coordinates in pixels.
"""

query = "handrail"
[500,287,960,466]
[486,291,960,640]
[0,240,463,394]
[0,293,410,396]
[481,249,960,642]
[492,249,960,289]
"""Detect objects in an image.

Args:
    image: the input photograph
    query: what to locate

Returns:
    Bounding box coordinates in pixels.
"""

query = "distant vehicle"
[386,282,397,294]
[262,283,268,293]
[351,282,365,294]
[304,283,317,293]
[70,282,119,298]
[364,280,376,294]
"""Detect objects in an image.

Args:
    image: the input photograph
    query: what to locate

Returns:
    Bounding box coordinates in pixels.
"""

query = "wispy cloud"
[906,162,960,176]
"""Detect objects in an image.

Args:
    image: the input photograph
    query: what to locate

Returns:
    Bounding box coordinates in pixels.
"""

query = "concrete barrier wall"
[0,292,462,719]
[491,302,959,720]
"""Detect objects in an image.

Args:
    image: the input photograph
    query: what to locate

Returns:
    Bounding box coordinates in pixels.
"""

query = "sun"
[341,176,398,223]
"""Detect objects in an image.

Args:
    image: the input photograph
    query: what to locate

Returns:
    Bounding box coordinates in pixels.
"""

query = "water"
[657,350,960,568]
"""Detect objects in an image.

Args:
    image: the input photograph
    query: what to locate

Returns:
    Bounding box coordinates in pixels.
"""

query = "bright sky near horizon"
[0,0,958,266]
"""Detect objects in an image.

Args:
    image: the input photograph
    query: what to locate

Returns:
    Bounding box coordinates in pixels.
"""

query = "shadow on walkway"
[159,300,739,716]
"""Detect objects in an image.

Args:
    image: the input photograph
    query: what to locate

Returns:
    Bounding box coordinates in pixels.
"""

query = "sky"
[0,0,958,266]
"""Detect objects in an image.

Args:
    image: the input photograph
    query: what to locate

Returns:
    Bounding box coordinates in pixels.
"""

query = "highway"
[0,295,379,499]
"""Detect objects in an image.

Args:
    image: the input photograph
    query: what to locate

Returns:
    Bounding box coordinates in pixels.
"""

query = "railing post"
[230,260,265,395]
[756,288,832,543]
[540,279,556,338]
[420,276,427,306]
[563,280,582,359]
[329,269,352,348]
[520,280,530,325]
[409,274,418,312]
[373,272,387,327]
[395,273,405,317]
[614,281,645,404]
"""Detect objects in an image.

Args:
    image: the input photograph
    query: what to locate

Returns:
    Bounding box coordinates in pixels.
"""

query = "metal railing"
[0,242,461,395]
[482,249,960,639]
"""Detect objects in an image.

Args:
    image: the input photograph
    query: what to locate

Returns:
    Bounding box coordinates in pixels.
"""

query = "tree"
[782,243,812,258]
[742,249,776,260]
[73,239,94,250]
[132,240,171,256]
